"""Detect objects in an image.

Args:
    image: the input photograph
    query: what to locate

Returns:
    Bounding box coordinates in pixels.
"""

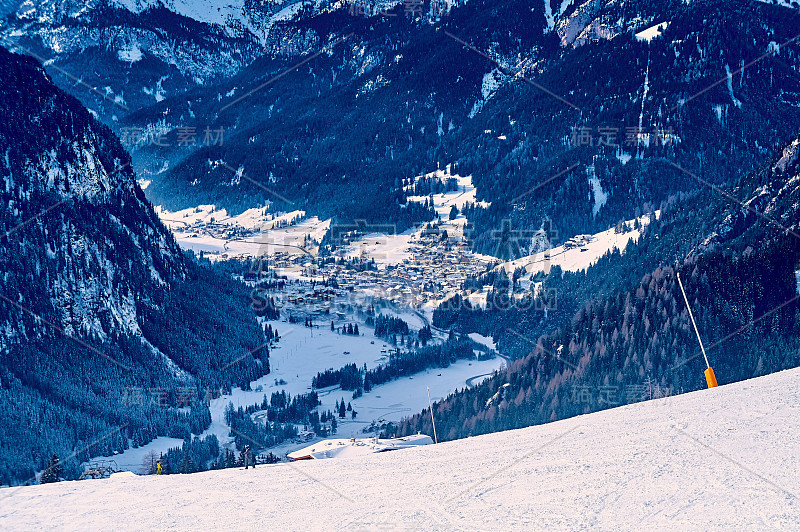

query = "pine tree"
[224,449,236,469]
[40,454,61,484]
[339,399,346,418]
[180,452,194,474]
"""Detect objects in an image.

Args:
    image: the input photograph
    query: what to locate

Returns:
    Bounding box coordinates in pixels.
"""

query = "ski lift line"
[676,272,710,369]
[427,386,439,444]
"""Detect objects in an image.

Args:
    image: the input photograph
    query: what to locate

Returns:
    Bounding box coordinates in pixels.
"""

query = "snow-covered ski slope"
[3,368,799,530]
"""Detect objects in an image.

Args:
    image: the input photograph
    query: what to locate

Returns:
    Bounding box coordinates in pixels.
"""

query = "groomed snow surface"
[3,368,799,530]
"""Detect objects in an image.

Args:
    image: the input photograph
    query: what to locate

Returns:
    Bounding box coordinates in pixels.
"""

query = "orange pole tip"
[704,367,719,388]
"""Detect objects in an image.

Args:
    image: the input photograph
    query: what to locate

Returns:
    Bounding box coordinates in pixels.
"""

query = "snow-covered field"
[635,21,670,42]
[454,213,658,309]
[199,321,501,449]
[101,320,503,471]
[141,171,660,471]
[406,166,492,219]
[104,437,185,474]
[319,357,502,438]
[215,320,501,436]
[493,212,657,277]
[155,205,327,262]
[4,368,799,530]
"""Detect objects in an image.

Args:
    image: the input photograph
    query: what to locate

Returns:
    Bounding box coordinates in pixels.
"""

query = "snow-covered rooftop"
[287,434,433,460]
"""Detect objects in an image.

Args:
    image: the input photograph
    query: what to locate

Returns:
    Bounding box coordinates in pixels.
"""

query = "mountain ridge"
[0,45,269,485]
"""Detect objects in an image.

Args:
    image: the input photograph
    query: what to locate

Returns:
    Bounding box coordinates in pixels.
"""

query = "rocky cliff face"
[0,44,186,350]
[0,46,268,485]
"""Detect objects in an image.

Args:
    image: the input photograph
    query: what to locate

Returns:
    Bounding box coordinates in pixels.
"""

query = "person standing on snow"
[243,445,255,469]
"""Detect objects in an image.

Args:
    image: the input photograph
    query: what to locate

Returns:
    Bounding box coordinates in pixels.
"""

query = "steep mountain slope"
[443,0,800,247]
[2,367,799,530]
[0,44,184,356]
[0,45,268,485]
[123,0,800,248]
[128,0,554,222]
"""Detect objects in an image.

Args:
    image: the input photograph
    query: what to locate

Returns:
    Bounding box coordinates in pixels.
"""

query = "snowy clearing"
[3,368,799,530]
[103,437,185,474]
[635,22,670,43]
[155,205,327,261]
[196,321,504,448]
[492,212,658,279]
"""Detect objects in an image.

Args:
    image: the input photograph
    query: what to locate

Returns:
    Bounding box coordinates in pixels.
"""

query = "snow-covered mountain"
[0,0,266,121]
[0,45,268,485]
[2,366,798,530]
[0,44,186,348]
[122,0,800,249]
[5,0,319,40]
[2,0,800,497]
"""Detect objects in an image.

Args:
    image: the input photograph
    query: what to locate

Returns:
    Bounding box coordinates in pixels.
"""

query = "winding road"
[464,351,512,389]
[410,309,511,390]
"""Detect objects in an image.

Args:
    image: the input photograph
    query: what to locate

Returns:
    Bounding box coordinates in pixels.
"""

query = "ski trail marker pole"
[427,386,439,444]
[676,272,718,388]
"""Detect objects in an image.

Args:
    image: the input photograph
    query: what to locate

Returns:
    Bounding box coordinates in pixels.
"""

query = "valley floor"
[2,368,798,530]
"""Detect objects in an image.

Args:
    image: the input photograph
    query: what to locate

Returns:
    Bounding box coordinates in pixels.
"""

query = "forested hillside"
[2,0,800,489]
[0,0,262,122]
[0,46,267,485]
[398,134,800,441]
[117,0,800,250]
